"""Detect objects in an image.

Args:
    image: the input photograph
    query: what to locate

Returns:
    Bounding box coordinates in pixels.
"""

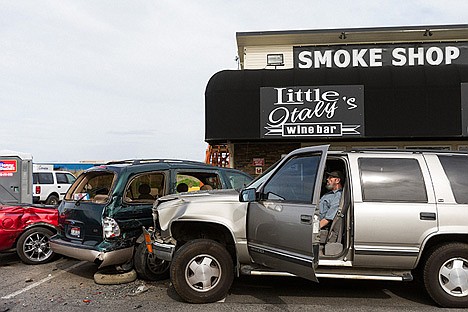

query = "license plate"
[70,226,81,238]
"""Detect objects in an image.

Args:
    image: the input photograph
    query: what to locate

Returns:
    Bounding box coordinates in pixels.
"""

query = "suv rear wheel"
[45,194,59,205]
[171,239,234,303]
[423,243,468,308]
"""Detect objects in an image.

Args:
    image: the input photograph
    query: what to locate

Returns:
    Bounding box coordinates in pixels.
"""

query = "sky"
[1,1,467,163]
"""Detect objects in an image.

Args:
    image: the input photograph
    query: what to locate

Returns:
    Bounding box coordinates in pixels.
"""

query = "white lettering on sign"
[297,46,461,69]
[261,85,363,138]
[392,46,461,66]
[269,87,357,129]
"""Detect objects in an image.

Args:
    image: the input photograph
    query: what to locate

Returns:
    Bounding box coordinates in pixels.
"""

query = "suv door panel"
[247,145,328,281]
[349,153,438,268]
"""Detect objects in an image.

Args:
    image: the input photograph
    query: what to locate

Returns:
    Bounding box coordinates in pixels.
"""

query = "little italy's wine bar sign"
[260,85,364,139]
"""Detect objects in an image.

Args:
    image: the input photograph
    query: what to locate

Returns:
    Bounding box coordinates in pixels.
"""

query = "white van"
[33,170,76,205]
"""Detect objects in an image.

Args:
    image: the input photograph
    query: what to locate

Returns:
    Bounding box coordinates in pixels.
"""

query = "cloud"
[1,0,467,162]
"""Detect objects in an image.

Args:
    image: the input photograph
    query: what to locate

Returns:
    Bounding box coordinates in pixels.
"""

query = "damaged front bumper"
[49,236,134,268]
[142,226,176,262]
[152,241,175,261]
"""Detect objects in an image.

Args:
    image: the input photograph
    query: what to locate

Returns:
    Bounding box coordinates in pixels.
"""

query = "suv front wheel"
[134,243,170,280]
[171,239,234,303]
[423,243,468,308]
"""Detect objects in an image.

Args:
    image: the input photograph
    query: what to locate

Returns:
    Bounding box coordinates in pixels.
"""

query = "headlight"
[102,217,120,238]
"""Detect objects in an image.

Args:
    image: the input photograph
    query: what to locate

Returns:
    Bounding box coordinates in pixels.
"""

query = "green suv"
[49,159,251,273]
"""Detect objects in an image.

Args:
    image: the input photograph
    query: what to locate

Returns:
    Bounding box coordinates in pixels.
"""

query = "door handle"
[301,214,313,224]
[420,212,436,221]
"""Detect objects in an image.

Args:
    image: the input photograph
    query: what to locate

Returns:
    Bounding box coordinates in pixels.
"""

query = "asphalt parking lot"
[2,252,462,312]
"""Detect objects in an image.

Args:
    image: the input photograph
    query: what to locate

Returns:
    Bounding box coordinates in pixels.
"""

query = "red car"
[0,200,58,264]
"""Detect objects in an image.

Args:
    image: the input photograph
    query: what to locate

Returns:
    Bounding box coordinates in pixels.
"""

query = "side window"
[359,158,427,202]
[438,155,468,204]
[176,172,222,192]
[66,173,76,184]
[56,173,68,184]
[225,171,252,190]
[263,154,320,203]
[36,173,54,184]
[124,172,165,203]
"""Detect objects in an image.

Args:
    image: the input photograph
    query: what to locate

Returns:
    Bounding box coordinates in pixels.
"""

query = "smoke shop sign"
[260,85,364,139]
[294,43,468,69]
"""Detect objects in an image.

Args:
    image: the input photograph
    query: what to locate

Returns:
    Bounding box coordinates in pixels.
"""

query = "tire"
[134,243,170,281]
[16,227,55,265]
[170,239,234,303]
[94,268,137,285]
[423,243,468,308]
[45,195,59,206]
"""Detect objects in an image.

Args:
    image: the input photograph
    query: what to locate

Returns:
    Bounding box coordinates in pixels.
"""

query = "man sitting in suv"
[319,171,344,229]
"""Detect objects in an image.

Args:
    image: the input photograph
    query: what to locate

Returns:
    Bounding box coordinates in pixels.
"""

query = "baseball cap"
[326,171,344,182]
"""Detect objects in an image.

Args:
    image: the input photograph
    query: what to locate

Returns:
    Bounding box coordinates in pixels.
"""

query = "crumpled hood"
[156,189,240,208]
[154,189,246,233]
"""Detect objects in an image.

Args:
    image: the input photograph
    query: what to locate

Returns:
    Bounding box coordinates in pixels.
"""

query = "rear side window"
[56,173,76,184]
[33,172,54,184]
[359,158,427,202]
[124,172,165,203]
[438,155,468,204]
[176,171,222,192]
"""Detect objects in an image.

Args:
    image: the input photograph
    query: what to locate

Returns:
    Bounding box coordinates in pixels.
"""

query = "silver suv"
[143,145,468,308]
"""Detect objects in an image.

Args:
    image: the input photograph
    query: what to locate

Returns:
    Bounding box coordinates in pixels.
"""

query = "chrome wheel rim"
[185,254,221,292]
[23,232,53,262]
[438,257,468,297]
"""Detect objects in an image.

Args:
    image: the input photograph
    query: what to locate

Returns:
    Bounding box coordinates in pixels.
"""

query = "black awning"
[205,65,468,143]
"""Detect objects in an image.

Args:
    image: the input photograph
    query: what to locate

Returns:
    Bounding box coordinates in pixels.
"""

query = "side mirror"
[239,188,256,202]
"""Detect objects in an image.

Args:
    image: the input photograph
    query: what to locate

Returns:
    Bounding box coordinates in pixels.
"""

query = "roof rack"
[350,148,468,154]
[105,159,209,166]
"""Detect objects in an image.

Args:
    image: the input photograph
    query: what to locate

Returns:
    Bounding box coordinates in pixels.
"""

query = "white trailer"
[0,150,33,204]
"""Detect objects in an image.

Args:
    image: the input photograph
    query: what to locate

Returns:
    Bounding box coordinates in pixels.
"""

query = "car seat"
[138,184,154,200]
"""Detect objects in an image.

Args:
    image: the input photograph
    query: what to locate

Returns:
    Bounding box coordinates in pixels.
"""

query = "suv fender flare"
[416,232,468,267]
[170,219,241,267]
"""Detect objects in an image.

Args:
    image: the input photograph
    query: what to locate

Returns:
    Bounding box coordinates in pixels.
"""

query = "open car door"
[245,145,328,281]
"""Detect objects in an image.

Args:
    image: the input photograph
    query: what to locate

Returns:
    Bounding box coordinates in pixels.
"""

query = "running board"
[240,265,413,282]
[315,272,410,281]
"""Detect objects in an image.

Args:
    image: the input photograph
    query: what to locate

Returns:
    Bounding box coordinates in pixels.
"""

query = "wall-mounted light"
[423,29,432,37]
[266,54,284,66]
[339,32,347,40]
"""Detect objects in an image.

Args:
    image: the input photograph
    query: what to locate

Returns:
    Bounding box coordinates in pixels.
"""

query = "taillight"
[35,186,41,194]
[102,217,121,239]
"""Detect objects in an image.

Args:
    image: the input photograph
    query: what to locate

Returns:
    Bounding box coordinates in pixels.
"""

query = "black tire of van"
[423,243,468,308]
[134,243,170,281]
[170,239,234,303]
[45,194,59,206]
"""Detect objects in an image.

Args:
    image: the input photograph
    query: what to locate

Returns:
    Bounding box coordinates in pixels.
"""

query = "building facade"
[206,25,468,175]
